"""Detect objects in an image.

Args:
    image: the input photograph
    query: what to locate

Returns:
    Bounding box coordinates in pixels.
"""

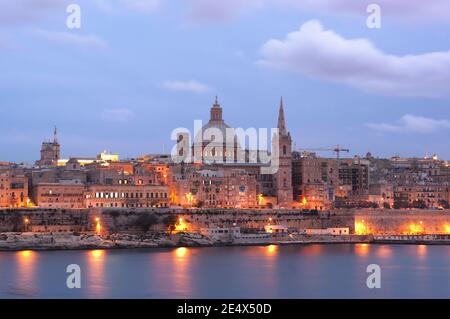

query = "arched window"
[283,145,287,155]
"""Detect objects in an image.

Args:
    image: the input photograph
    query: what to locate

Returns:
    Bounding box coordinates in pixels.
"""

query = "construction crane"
[298,145,350,161]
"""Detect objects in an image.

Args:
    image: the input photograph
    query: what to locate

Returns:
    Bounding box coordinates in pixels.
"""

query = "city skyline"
[1,1,450,161]
[1,95,449,164]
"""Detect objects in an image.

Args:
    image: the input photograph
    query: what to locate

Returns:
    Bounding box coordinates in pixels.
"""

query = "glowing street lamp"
[257,194,264,206]
[185,192,194,206]
[300,196,307,206]
[24,217,30,232]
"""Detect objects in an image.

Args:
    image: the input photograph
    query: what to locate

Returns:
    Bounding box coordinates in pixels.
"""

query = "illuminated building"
[85,184,169,208]
[32,182,85,209]
[97,151,119,162]
[170,167,258,208]
[0,169,29,207]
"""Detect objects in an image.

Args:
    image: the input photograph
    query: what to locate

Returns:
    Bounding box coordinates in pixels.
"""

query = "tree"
[134,212,158,232]
[162,214,178,233]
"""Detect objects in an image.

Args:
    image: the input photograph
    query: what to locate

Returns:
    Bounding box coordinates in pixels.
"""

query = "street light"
[95,217,101,234]
[24,218,30,232]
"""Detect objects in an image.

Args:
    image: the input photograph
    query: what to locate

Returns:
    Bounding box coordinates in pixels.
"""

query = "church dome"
[193,97,241,162]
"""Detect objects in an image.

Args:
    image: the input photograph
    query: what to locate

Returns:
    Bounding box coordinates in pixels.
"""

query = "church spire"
[277,97,287,136]
[53,126,58,144]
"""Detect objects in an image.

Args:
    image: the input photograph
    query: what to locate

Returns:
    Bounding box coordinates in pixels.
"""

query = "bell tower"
[273,97,293,206]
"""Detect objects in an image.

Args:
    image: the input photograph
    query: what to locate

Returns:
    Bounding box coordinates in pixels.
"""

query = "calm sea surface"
[0,244,449,298]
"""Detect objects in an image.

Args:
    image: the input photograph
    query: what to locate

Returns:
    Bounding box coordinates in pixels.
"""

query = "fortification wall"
[3,207,448,235]
[354,209,450,234]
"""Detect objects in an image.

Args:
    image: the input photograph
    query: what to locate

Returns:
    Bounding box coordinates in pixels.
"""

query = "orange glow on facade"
[355,220,369,235]
[298,196,307,206]
[443,224,450,234]
[257,194,264,205]
[174,217,189,232]
[185,192,194,205]
[169,190,178,203]
[95,218,101,234]
[408,223,424,234]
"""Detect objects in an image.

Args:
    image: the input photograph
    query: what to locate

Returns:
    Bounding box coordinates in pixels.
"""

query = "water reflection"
[300,244,322,256]
[86,250,106,298]
[417,245,427,260]
[376,245,393,258]
[355,243,370,256]
[265,244,278,256]
[10,250,39,297]
[171,247,192,297]
[175,247,188,258]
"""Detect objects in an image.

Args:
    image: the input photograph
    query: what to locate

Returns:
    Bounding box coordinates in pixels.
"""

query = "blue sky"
[0,0,449,162]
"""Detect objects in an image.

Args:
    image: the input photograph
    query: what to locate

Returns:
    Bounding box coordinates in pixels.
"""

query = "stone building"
[84,185,169,208]
[86,162,168,186]
[32,181,85,209]
[394,184,449,209]
[338,158,370,197]
[0,168,29,207]
[170,166,258,208]
[292,152,337,209]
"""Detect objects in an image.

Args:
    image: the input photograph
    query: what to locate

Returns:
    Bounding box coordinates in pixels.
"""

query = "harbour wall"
[354,209,450,234]
[0,208,449,234]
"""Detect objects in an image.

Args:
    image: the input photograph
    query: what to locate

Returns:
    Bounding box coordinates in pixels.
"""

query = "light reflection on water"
[9,250,40,297]
[171,247,192,297]
[0,244,449,298]
[86,250,106,298]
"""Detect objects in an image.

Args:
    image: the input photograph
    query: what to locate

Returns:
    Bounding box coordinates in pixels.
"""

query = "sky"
[0,0,449,163]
